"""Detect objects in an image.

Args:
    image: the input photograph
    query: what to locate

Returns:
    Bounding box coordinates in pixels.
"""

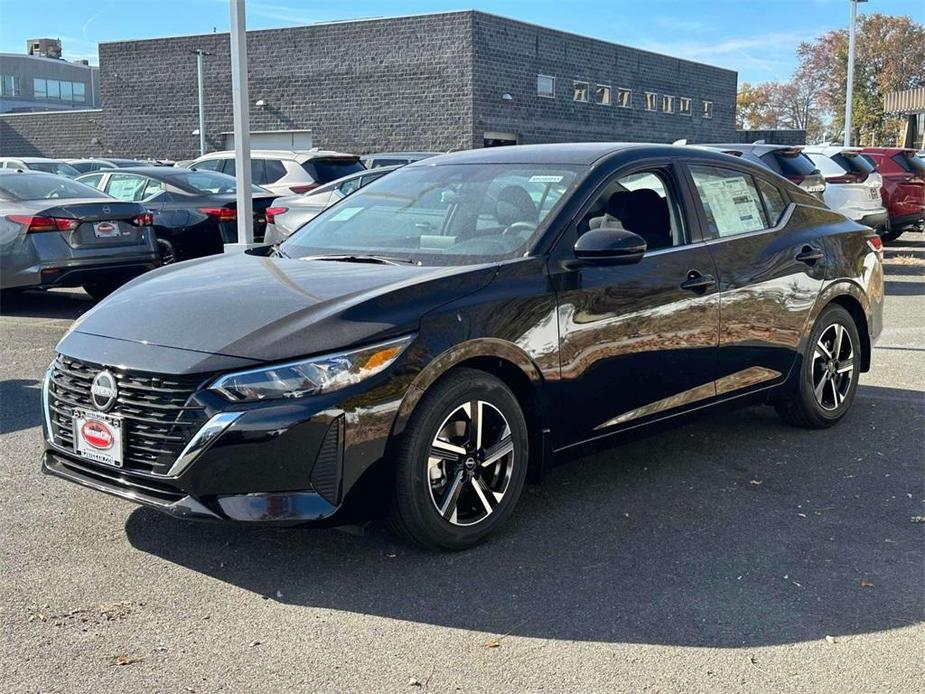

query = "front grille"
[47,355,209,475]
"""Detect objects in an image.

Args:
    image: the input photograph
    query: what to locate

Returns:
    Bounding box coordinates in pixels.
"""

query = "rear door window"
[106,174,148,201]
[221,159,236,177]
[250,159,267,185]
[301,158,365,184]
[192,158,222,173]
[689,165,769,237]
[143,178,166,200]
[78,173,105,190]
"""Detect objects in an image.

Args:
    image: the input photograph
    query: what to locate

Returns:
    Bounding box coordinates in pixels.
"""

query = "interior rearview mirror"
[570,227,647,267]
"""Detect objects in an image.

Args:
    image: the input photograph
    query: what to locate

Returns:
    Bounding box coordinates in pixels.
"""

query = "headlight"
[209,335,414,402]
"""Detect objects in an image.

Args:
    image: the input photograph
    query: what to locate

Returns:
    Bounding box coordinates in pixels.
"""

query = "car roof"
[0,168,60,177]
[82,166,204,178]
[363,151,441,159]
[803,145,865,157]
[0,156,71,163]
[194,149,358,162]
[408,143,657,166]
[860,147,918,154]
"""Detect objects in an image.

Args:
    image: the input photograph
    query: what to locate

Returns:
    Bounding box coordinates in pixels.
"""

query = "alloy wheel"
[811,323,854,411]
[427,400,515,526]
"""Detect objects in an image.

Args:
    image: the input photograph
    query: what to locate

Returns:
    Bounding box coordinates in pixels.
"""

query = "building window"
[573,81,589,102]
[594,84,611,106]
[33,77,46,99]
[703,100,714,119]
[46,79,61,99]
[662,95,675,113]
[645,92,657,111]
[0,75,18,96]
[616,88,632,108]
[537,74,555,98]
[30,78,86,102]
[679,97,691,116]
[73,82,86,102]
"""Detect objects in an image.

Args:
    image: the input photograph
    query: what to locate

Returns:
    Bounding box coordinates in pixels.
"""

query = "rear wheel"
[879,227,903,243]
[775,304,861,428]
[388,368,528,550]
[157,238,177,265]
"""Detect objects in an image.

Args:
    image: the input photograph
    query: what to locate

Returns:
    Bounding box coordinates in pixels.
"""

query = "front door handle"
[795,245,825,264]
[680,270,716,293]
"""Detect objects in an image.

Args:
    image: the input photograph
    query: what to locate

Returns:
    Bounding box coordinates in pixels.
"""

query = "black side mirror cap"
[568,227,647,267]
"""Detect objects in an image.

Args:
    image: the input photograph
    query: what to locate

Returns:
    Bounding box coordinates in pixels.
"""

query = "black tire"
[82,281,122,301]
[879,228,903,243]
[388,368,529,550]
[157,238,177,264]
[775,304,861,428]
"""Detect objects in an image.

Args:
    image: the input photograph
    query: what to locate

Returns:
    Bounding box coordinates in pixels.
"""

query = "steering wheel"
[502,221,537,239]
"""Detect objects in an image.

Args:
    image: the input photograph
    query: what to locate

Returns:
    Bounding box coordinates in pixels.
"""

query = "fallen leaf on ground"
[110,654,143,666]
[750,480,762,486]
[912,516,925,524]
[860,579,874,588]
[825,635,837,645]
[484,639,501,649]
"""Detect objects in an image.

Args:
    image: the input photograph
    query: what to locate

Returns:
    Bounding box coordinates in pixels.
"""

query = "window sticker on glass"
[698,176,765,236]
[330,206,363,222]
[529,175,564,183]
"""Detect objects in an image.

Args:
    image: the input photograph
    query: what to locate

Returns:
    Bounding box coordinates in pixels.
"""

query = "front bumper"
[42,450,338,524]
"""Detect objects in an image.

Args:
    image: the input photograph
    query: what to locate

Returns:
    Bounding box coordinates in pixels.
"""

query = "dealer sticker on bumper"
[73,409,124,467]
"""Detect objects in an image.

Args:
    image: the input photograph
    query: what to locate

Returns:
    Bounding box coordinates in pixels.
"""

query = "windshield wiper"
[299,254,416,266]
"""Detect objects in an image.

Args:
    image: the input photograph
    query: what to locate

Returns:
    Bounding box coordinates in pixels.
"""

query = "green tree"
[797,12,925,144]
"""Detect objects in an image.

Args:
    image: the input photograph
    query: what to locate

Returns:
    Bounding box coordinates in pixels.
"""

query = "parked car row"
[694,142,924,242]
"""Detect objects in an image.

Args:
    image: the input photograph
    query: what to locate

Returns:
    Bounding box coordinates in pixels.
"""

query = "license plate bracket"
[73,409,125,467]
[93,221,122,238]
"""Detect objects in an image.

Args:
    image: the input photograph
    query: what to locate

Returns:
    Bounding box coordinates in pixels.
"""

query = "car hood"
[64,251,498,364]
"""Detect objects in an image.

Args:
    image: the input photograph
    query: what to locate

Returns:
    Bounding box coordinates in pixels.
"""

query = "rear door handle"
[795,246,825,264]
[680,270,716,293]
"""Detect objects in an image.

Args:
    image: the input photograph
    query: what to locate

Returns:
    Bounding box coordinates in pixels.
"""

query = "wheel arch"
[808,282,872,372]
[390,339,549,479]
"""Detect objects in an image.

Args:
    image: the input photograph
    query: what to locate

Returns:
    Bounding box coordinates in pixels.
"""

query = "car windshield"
[166,170,265,195]
[0,174,109,201]
[25,161,80,177]
[281,163,583,265]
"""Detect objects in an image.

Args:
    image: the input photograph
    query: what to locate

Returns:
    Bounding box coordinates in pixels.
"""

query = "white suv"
[188,149,364,196]
[802,145,888,231]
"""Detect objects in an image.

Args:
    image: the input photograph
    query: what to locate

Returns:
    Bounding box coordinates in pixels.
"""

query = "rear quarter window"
[756,178,788,226]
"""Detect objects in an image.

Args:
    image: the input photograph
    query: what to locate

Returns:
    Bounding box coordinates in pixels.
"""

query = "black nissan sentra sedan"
[41,143,884,550]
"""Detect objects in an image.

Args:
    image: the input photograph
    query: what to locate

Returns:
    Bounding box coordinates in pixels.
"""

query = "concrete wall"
[470,13,737,147]
[97,13,474,160]
[0,109,103,157]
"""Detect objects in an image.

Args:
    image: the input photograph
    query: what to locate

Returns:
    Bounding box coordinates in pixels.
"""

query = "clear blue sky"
[0,0,922,84]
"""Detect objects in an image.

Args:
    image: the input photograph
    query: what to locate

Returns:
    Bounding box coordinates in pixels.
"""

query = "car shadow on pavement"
[0,289,95,320]
[0,378,42,434]
[125,384,924,648]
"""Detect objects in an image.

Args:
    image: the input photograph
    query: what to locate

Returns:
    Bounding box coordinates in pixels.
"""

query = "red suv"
[860,148,925,241]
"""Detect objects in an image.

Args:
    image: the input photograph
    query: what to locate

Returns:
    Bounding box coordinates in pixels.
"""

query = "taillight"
[289,183,319,194]
[266,206,288,224]
[787,175,805,185]
[866,235,884,256]
[6,215,79,233]
[131,211,154,227]
[198,207,237,221]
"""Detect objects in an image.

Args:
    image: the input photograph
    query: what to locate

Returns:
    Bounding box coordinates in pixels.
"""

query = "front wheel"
[388,368,529,550]
[775,304,861,428]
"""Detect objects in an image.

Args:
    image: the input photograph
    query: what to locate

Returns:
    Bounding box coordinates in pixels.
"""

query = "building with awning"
[884,87,925,149]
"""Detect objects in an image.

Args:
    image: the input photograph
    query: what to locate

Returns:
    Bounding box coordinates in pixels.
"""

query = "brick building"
[0,11,738,159]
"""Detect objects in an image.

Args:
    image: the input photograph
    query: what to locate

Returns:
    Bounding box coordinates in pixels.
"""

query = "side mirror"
[570,227,646,266]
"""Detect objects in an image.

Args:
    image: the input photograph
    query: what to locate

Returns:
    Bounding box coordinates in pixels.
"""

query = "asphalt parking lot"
[1,236,923,693]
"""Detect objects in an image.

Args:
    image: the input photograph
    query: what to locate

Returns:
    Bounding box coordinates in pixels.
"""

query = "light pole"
[844,0,868,147]
[193,49,210,157]
[227,0,254,248]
